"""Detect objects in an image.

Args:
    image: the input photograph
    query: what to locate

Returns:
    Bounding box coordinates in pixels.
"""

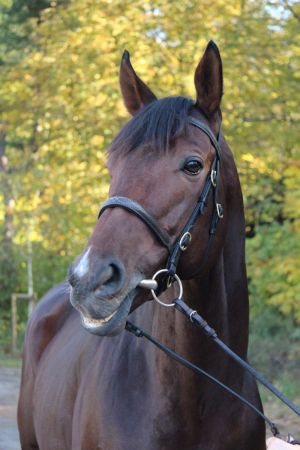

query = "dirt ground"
[0,367,21,450]
[0,366,298,450]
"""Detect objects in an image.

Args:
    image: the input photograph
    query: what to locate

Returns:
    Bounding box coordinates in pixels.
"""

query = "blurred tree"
[0,0,299,342]
[0,0,68,327]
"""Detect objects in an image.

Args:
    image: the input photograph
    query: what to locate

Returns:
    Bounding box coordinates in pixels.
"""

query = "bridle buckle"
[216,203,224,219]
[179,232,192,251]
[211,170,217,187]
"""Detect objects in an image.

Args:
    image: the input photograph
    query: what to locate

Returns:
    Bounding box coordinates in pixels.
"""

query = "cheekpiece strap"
[166,117,223,277]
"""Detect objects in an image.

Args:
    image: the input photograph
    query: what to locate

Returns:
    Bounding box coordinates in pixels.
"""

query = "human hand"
[267,437,300,449]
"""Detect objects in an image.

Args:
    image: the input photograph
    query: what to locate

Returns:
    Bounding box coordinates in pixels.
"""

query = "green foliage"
[0,239,18,310]
[0,351,21,367]
[248,303,300,378]
[0,0,299,361]
[247,222,300,321]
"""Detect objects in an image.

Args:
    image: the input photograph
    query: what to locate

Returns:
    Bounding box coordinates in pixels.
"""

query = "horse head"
[68,41,231,336]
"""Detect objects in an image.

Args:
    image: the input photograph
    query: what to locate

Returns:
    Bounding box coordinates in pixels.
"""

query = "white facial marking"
[75,246,92,278]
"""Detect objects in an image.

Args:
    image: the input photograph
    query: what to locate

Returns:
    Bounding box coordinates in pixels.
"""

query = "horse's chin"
[79,290,137,336]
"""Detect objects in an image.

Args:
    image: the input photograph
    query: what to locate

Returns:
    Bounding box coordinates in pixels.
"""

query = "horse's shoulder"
[24,281,72,369]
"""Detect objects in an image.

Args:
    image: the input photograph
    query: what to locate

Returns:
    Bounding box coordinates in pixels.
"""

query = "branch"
[282,0,300,22]
[8,158,34,174]
[243,114,299,123]
[5,140,25,150]
[0,123,8,172]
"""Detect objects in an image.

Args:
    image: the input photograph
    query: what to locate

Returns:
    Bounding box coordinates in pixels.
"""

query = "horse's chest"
[31,326,261,450]
[71,361,183,450]
[33,346,187,449]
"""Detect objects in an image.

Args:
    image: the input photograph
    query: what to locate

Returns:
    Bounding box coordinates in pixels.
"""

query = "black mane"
[110,96,194,154]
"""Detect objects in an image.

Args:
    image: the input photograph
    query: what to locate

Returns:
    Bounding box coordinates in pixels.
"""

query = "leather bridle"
[98,117,223,280]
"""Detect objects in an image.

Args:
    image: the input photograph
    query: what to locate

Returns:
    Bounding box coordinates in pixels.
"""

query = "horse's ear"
[194,41,223,118]
[119,50,157,116]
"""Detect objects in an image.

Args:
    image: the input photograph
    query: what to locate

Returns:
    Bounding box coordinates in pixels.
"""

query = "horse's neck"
[141,250,251,443]
[143,142,249,414]
[152,260,223,358]
[150,228,249,391]
[153,249,248,348]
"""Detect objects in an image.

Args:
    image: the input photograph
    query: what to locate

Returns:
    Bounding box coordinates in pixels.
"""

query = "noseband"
[98,117,223,278]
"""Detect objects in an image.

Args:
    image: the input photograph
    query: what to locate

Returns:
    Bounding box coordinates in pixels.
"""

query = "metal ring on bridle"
[151,269,183,308]
[179,231,192,251]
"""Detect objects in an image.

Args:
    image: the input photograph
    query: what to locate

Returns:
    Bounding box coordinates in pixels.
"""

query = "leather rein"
[98,117,300,443]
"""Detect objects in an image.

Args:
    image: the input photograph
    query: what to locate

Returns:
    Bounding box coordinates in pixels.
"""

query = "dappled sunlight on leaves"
[0,0,299,329]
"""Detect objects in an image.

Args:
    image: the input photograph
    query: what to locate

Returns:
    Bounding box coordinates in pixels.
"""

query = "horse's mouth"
[75,289,137,337]
[81,310,117,327]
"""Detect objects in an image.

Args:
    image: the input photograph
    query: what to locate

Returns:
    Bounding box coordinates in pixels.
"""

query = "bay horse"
[18,41,266,450]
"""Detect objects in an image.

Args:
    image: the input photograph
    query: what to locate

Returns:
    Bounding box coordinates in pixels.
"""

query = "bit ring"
[151,269,183,308]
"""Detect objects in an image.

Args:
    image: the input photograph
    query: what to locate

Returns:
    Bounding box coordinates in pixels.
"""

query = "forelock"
[110,96,194,155]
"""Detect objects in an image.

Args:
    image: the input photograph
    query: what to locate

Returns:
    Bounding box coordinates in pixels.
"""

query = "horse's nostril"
[103,264,120,286]
[94,260,125,294]
[98,265,111,284]
[68,256,125,296]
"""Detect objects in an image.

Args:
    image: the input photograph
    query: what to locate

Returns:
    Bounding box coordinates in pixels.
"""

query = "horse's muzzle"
[67,254,143,336]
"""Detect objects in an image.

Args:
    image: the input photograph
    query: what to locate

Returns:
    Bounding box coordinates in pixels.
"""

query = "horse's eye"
[183,158,203,175]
